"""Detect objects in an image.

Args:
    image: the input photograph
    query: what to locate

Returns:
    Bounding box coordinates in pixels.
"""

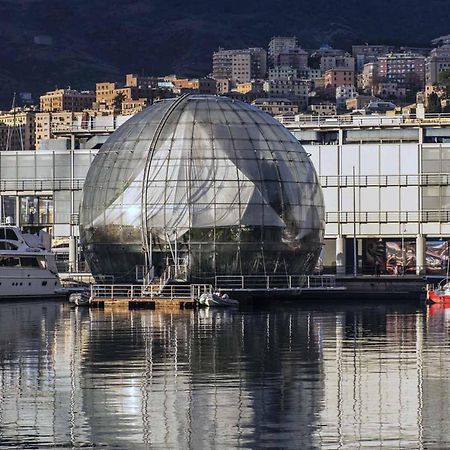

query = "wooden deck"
[90,295,197,309]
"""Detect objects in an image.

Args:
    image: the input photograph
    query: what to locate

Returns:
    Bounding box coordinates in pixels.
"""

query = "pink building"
[377,53,425,89]
[324,68,355,90]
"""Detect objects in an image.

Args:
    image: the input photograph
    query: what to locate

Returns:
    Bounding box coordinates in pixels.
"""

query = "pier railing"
[214,275,336,290]
[90,283,212,300]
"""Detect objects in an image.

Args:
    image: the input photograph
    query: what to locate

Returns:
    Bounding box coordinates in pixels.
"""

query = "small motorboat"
[427,279,450,304]
[69,289,91,306]
[198,292,239,307]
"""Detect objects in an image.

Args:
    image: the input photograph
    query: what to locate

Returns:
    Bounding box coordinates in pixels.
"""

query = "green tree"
[427,92,442,113]
[113,92,126,110]
[438,69,450,91]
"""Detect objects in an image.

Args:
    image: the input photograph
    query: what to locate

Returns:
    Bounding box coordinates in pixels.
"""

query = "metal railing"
[214,275,337,290]
[0,178,84,192]
[90,283,212,300]
[279,113,450,129]
[325,210,450,224]
[319,173,450,188]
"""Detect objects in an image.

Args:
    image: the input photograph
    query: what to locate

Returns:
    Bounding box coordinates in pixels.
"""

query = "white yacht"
[0,226,64,299]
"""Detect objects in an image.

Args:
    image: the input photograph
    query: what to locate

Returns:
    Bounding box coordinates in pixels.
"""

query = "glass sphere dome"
[80,95,324,281]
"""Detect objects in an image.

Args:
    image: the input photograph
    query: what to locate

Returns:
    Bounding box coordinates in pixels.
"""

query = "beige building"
[213,48,267,86]
[35,112,75,149]
[309,103,336,115]
[216,79,231,95]
[0,110,36,150]
[426,46,450,85]
[40,89,95,112]
[263,79,309,102]
[234,81,264,94]
[268,36,298,66]
[320,54,355,73]
[252,98,299,115]
[359,62,379,93]
[95,82,118,107]
[121,98,148,115]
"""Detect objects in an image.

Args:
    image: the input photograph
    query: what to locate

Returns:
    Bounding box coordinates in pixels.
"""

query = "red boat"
[427,279,450,304]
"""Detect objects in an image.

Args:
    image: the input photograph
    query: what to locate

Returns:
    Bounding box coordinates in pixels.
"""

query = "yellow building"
[0,110,36,150]
[40,89,95,113]
[35,112,75,149]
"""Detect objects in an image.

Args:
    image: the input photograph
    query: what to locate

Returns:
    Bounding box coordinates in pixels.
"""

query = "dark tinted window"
[20,257,40,268]
[5,229,18,241]
[0,257,20,267]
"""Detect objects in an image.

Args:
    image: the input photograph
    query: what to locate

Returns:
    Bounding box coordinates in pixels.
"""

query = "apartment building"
[0,111,36,150]
[426,46,450,85]
[212,48,267,86]
[336,85,357,110]
[269,66,298,80]
[320,54,355,73]
[252,98,299,115]
[35,112,75,149]
[324,68,355,90]
[378,53,426,90]
[263,79,309,109]
[268,36,298,66]
[40,89,95,113]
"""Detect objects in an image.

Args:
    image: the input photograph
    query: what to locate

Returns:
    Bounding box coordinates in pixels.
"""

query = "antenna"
[5,92,25,151]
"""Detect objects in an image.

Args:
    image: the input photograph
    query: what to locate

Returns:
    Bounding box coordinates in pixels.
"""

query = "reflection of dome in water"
[80,95,325,281]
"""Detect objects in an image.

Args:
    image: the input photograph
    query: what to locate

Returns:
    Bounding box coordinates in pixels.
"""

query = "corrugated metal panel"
[345,128,419,142]
[425,127,450,137]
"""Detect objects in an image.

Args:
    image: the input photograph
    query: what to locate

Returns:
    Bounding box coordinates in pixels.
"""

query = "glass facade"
[80,95,325,281]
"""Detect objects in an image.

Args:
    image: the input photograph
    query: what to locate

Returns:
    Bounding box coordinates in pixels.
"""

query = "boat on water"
[427,279,450,304]
[0,225,65,299]
[198,292,239,307]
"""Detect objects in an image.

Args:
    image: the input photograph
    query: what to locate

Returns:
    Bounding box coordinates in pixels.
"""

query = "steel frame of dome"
[80,94,325,282]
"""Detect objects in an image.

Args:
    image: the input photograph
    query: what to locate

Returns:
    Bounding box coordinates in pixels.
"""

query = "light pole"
[401,225,406,276]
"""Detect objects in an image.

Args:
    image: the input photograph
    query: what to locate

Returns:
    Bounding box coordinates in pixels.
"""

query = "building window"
[20,196,53,226]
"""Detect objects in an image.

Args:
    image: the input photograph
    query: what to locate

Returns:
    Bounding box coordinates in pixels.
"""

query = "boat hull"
[427,289,450,304]
[0,268,62,299]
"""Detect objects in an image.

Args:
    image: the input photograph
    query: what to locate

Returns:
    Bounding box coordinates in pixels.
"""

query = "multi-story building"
[352,45,394,72]
[95,82,118,108]
[374,82,407,100]
[40,89,95,113]
[0,111,36,151]
[95,80,165,110]
[212,48,267,85]
[121,98,148,115]
[216,79,231,95]
[281,115,450,275]
[212,49,235,80]
[426,46,450,85]
[277,47,308,70]
[268,66,298,80]
[336,85,357,110]
[125,73,159,88]
[359,62,379,93]
[324,68,355,91]
[309,103,337,115]
[234,81,264,94]
[377,53,426,91]
[252,98,299,116]
[320,54,355,73]
[263,79,309,109]
[35,112,75,149]
[268,36,297,67]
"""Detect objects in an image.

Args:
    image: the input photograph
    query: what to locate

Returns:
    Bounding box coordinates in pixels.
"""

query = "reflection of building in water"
[0,303,92,447]
[4,303,450,448]
[313,310,426,447]
[80,308,324,449]
[421,305,450,447]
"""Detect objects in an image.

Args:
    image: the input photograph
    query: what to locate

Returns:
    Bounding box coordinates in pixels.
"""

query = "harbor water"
[0,299,449,449]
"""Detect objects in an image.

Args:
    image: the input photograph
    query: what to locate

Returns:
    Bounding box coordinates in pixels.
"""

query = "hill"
[1,0,449,107]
